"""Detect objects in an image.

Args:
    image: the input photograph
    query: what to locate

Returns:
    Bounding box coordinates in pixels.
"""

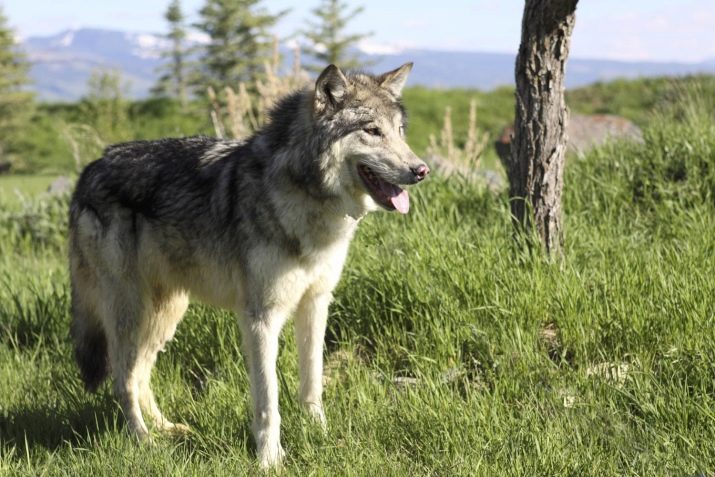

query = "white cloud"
[572,2,715,63]
[357,39,409,55]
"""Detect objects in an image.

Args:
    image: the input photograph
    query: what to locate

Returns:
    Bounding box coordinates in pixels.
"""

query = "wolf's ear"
[378,62,413,98]
[314,64,349,114]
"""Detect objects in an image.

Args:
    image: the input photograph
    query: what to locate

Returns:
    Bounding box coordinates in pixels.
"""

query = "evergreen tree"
[83,69,129,141]
[194,0,287,92]
[0,6,34,165]
[302,0,372,72]
[152,0,189,107]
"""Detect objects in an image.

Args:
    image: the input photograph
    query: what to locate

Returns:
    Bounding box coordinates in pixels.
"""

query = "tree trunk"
[507,0,578,256]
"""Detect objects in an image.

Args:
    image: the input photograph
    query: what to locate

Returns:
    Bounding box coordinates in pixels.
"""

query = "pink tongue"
[389,188,410,214]
[375,177,410,214]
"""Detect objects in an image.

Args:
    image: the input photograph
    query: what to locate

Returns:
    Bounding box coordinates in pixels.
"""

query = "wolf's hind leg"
[138,291,190,434]
[294,291,331,427]
[101,279,152,440]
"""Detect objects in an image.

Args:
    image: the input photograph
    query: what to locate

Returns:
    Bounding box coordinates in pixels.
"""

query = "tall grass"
[1,87,714,475]
[0,190,68,254]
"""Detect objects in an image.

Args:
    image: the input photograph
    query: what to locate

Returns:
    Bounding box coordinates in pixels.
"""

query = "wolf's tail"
[69,196,110,392]
[70,292,108,392]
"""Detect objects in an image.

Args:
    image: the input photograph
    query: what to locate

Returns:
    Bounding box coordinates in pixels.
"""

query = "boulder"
[425,154,505,192]
[495,114,644,165]
[47,176,73,196]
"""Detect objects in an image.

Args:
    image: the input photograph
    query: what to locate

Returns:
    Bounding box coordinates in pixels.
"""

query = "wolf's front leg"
[294,291,331,427]
[240,311,288,468]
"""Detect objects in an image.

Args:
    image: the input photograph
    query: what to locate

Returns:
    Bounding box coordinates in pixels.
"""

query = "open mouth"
[357,164,410,214]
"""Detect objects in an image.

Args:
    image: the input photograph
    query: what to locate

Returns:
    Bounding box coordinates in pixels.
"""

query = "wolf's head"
[310,63,429,215]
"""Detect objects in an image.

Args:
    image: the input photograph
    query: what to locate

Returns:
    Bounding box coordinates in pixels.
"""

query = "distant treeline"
[7,74,714,174]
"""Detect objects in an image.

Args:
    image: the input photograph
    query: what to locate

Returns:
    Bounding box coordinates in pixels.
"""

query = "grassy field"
[1,82,715,475]
[0,175,57,208]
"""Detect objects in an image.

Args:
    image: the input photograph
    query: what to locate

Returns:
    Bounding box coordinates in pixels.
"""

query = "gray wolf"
[68,63,429,468]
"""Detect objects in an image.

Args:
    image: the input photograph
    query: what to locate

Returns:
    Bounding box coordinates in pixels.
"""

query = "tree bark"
[507,0,578,256]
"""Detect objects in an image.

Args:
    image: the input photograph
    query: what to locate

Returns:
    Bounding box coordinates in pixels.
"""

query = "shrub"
[0,190,69,253]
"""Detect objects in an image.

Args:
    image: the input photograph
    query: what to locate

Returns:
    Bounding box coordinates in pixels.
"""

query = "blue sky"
[4,0,715,63]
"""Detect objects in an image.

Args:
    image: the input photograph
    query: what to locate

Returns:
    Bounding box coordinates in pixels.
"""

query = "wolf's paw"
[257,441,285,470]
[128,421,153,443]
[134,429,155,445]
[303,402,327,431]
[162,422,192,436]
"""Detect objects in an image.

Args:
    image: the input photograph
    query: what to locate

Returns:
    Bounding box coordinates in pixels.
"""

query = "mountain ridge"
[21,28,715,102]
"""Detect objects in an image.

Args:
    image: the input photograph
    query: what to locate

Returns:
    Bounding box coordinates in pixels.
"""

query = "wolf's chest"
[294,235,353,295]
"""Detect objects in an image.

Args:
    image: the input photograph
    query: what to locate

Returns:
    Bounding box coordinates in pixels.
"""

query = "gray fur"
[68,63,428,468]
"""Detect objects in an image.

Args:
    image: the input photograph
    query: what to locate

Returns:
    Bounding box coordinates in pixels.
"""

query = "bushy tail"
[69,205,110,392]
[70,299,108,392]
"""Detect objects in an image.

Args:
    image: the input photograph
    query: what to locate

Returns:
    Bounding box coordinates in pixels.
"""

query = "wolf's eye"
[363,127,382,137]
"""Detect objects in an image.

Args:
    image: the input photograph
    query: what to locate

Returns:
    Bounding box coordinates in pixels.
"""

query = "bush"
[0,190,70,253]
[565,87,715,219]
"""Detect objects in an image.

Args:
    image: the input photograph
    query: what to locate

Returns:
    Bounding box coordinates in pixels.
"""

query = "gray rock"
[47,176,73,196]
[495,114,644,166]
[426,154,506,192]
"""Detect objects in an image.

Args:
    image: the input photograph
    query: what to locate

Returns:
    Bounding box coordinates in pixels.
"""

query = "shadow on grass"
[0,393,118,452]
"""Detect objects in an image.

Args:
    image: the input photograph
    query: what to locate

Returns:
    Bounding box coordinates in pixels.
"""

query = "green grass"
[1,85,715,476]
[12,98,215,174]
[402,85,514,154]
[0,175,56,207]
[566,74,715,126]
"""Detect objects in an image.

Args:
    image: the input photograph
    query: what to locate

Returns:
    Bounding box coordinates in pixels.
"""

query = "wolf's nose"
[412,164,430,181]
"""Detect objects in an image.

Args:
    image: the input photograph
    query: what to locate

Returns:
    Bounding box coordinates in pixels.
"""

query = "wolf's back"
[70,136,225,225]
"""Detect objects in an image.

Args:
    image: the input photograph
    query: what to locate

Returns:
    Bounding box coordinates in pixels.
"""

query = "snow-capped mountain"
[20,28,715,102]
[23,28,169,101]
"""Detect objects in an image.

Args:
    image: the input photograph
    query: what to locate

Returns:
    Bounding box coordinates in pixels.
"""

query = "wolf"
[68,63,429,468]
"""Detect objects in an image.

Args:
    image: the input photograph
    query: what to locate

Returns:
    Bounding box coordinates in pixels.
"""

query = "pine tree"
[83,69,129,141]
[302,0,372,72]
[194,0,287,92]
[152,0,189,107]
[0,6,34,165]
